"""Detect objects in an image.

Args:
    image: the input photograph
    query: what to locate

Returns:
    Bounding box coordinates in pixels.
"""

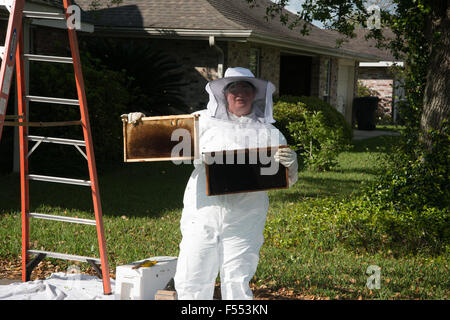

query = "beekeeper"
[126,67,298,300]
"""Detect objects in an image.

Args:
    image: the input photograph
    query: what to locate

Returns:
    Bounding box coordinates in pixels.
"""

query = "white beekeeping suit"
[174,67,298,300]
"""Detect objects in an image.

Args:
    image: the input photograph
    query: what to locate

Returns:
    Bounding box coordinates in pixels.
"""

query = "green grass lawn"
[0,131,448,299]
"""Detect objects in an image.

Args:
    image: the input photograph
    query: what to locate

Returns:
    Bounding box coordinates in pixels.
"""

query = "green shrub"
[332,193,449,256]
[294,96,353,143]
[273,95,352,171]
[271,99,304,147]
[82,38,188,114]
[29,50,130,164]
[333,122,449,255]
[357,80,379,97]
[264,189,448,256]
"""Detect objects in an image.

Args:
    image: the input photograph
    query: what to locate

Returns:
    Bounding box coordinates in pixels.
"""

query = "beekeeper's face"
[225,81,256,116]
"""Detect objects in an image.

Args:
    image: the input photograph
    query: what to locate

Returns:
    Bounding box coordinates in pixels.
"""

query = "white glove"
[121,112,145,125]
[274,147,298,187]
[274,147,297,168]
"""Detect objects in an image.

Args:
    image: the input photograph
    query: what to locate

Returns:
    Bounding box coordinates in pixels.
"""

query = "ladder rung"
[30,212,96,225]
[28,174,91,186]
[4,115,23,120]
[28,135,86,146]
[28,250,101,264]
[23,11,66,20]
[3,120,82,127]
[26,95,79,105]
[24,54,73,64]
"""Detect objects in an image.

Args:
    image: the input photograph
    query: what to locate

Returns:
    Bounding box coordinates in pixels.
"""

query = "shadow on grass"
[0,134,402,218]
[349,135,400,153]
[270,168,378,202]
[328,167,383,176]
[0,161,193,219]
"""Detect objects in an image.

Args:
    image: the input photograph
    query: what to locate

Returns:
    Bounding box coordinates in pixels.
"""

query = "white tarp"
[0,273,115,300]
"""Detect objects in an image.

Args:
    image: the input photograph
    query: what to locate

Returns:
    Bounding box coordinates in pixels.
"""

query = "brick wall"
[317,56,338,104]
[27,29,227,111]
[359,78,393,118]
[142,38,228,111]
[358,67,394,120]
[25,26,347,113]
[227,41,340,108]
[227,41,280,94]
[0,22,68,55]
[329,57,339,108]
[78,36,226,112]
[32,25,69,55]
[358,67,393,80]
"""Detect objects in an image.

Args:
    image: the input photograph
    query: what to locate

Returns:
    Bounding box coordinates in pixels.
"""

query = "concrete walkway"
[353,129,400,140]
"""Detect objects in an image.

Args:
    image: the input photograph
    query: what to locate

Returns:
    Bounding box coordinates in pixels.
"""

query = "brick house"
[2,0,391,127]
[1,0,401,173]
[68,0,383,126]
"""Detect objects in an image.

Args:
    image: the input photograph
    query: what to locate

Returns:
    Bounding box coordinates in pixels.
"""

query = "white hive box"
[114,256,177,300]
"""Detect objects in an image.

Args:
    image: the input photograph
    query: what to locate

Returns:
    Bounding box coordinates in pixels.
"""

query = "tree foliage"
[245,0,449,250]
[28,49,130,165]
[245,1,448,139]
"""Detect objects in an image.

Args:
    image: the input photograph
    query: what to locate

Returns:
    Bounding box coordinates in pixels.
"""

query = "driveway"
[353,129,401,140]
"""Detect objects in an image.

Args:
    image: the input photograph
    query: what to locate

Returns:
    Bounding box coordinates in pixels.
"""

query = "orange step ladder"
[0,0,111,295]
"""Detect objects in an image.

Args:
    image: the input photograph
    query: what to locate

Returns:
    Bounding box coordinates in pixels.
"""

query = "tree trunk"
[420,1,450,150]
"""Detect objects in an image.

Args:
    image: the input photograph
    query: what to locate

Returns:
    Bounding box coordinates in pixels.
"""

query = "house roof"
[27,0,95,24]
[0,0,95,31]
[328,27,404,62]
[73,0,383,61]
[29,0,64,7]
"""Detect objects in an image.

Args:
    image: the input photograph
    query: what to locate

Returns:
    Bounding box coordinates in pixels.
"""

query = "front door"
[279,54,312,97]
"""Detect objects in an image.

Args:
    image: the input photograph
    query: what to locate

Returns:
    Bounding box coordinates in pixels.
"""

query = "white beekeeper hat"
[205,67,276,123]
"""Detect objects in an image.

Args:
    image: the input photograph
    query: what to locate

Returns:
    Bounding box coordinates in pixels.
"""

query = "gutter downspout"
[209,36,224,78]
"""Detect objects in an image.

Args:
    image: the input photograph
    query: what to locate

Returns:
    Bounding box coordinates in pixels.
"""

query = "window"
[322,58,331,102]
[249,48,261,78]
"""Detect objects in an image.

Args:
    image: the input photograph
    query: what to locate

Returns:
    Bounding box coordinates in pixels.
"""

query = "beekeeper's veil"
[205,67,276,123]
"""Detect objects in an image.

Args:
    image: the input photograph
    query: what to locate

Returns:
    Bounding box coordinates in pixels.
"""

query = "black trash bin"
[354,96,379,130]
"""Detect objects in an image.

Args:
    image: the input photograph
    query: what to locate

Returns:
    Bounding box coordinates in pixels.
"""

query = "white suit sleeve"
[287,155,298,187]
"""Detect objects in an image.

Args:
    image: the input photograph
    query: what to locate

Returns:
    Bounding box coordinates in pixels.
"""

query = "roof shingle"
[73,0,392,60]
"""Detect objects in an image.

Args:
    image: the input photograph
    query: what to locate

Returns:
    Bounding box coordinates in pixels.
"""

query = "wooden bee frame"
[122,114,200,162]
[204,146,289,196]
